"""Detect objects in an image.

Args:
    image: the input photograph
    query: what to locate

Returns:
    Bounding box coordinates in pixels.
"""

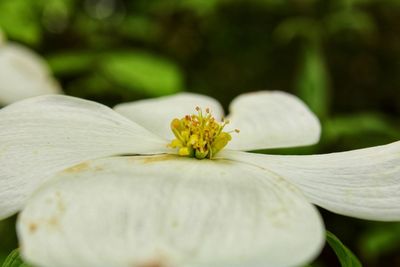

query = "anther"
[168,107,236,159]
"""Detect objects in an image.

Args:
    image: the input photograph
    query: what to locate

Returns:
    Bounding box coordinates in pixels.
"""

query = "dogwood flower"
[0,28,61,106]
[0,91,399,267]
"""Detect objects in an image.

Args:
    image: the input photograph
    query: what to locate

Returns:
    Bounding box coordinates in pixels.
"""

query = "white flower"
[0,28,61,106]
[0,91,399,267]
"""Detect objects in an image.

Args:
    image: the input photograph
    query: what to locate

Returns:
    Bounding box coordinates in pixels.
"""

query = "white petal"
[222,141,400,221]
[18,155,324,267]
[226,91,321,151]
[0,43,62,105]
[0,95,168,219]
[114,93,224,140]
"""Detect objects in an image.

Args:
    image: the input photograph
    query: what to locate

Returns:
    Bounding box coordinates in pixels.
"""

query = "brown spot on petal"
[28,223,38,234]
[63,162,90,173]
[134,252,170,267]
[47,216,59,227]
[137,261,164,267]
[140,154,177,164]
[94,165,104,171]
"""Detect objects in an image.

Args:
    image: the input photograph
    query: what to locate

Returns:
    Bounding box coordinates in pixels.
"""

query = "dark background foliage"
[0,0,400,266]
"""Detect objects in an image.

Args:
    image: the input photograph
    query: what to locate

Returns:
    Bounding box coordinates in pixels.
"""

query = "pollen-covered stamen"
[168,107,237,159]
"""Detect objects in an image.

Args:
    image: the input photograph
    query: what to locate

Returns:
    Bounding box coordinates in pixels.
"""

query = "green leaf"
[0,0,42,45]
[178,0,221,15]
[1,249,31,267]
[326,231,362,267]
[274,17,321,44]
[324,113,400,142]
[100,51,184,97]
[119,16,160,42]
[66,73,118,99]
[296,41,330,119]
[47,51,95,76]
[359,223,400,261]
[325,10,376,36]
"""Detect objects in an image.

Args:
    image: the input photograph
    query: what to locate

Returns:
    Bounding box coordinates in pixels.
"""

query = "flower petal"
[226,91,321,151]
[18,155,324,267]
[0,95,168,219]
[222,141,400,221]
[114,93,224,140]
[0,43,62,105]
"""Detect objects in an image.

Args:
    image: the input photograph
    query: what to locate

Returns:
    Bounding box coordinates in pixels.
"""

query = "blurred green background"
[1,0,400,266]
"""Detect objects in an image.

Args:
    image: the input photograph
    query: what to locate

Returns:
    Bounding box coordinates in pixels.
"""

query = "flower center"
[168,107,238,159]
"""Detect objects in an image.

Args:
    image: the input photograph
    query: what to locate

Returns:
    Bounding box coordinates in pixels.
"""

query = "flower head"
[0,91,399,267]
[169,107,235,159]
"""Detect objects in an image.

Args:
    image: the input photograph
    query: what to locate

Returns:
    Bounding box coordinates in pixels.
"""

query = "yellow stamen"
[168,107,238,159]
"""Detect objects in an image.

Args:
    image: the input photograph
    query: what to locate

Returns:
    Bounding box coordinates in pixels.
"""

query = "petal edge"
[226,91,321,151]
